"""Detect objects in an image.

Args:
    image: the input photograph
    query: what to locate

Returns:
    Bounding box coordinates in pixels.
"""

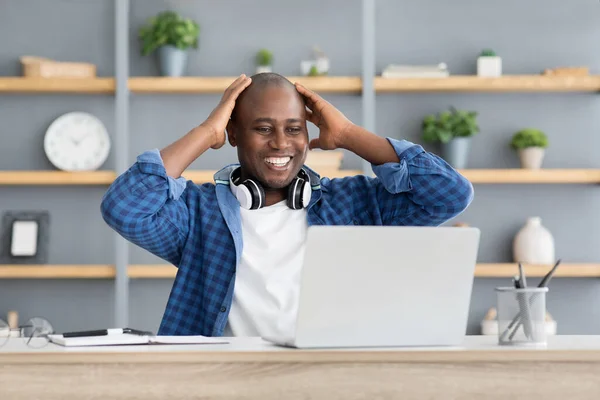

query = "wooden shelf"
[375,75,600,93]
[182,169,363,183]
[475,263,600,278]
[1,263,598,279]
[1,169,599,186]
[2,75,600,94]
[129,76,363,94]
[128,265,177,279]
[0,77,115,93]
[0,265,115,279]
[459,169,600,184]
[126,264,600,279]
[0,171,116,185]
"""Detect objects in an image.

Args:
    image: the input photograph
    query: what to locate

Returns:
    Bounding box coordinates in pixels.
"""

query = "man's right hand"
[201,74,252,149]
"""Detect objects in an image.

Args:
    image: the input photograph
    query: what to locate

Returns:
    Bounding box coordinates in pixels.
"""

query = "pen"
[538,259,561,288]
[62,328,151,338]
[499,277,522,342]
[505,260,562,341]
[518,262,527,289]
[515,263,533,339]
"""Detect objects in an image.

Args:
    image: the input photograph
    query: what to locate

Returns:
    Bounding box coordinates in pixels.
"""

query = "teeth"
[265,157,291,166]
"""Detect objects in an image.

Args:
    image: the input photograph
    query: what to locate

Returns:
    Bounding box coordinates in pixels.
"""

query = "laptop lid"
[293,225,480,348]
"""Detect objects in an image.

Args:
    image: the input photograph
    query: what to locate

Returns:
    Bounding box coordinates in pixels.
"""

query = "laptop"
[263,225,481,349]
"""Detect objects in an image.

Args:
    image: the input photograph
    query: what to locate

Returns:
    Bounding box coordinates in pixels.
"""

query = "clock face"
[44,112,111,171]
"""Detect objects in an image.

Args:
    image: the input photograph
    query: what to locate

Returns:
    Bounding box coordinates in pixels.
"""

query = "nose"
[268,129,289,150]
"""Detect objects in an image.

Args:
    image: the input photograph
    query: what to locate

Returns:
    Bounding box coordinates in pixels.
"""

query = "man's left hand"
[295,82,354,150]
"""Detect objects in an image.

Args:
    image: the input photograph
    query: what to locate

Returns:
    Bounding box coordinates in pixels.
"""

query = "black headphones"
[229,167,312,210]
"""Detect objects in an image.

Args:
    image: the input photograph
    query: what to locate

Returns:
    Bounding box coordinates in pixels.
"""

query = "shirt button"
[220,306,227,312]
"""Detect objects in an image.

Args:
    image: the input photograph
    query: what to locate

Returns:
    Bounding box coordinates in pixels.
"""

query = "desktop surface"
[2,336,600,400]
[3,335,600,356]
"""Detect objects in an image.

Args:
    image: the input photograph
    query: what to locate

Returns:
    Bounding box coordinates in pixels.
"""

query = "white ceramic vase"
[513,217,555,264]
[518,147,545,169]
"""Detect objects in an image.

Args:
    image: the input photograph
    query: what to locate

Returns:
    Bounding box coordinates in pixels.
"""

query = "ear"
[226,119,237,147]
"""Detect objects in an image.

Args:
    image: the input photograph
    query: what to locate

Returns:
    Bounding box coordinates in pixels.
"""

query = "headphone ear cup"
[287,177,309,210]
[234,183,254,209]
[242,179,265,210]
[301,179,311,207]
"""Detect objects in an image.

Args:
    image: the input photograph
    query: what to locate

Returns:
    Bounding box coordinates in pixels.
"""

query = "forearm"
[160,124,215,178]
[338,124,399,165]
[101,158,189,265]
[368,140,474,225]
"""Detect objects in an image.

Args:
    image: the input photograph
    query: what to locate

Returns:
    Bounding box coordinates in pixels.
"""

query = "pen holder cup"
[495,287,549,347]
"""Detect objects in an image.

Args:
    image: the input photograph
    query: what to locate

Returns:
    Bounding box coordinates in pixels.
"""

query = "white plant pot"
[300,58,329,76]
[301,60,315,76]
[518,147,545,169]
[256,65,272,74]
[315,57,329,74]
[477,56,502,77]
[513,217,555,264]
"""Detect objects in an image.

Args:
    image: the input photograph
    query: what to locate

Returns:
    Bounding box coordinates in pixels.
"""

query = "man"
[100,73,474,337]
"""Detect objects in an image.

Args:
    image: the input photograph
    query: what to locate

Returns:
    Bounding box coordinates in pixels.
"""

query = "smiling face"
[227,81,309,190]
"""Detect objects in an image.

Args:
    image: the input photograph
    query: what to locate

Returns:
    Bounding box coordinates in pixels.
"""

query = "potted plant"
[510,128,549,169]
[138,10,200,77]
[300,46,330,76]
[477,49,502,77]
[255,49,273,74]
[422,107,480,169]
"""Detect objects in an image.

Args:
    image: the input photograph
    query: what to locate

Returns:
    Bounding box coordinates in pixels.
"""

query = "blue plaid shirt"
[100,138,473,336]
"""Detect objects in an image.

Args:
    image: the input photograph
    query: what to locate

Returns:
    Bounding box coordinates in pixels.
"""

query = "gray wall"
[1,0,599,335]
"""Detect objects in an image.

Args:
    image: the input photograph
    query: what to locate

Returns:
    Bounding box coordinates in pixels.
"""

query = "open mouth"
[264,156,292,170]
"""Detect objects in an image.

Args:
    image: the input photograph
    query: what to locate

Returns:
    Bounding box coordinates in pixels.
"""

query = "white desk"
[2,335,600,399]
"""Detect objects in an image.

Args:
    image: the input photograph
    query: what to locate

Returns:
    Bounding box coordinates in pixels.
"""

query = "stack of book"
[381,63,449,78]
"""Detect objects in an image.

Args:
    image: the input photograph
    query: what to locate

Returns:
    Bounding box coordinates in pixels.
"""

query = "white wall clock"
[44,111,111,171]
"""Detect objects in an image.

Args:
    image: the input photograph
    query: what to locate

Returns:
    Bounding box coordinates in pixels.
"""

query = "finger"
[228,74,250,92]
[231,76,252,97]
[224,74,248,94]
[309,138,321,150]
[224,75,251,101]
[224,74,245,92]
[295,82,322,104]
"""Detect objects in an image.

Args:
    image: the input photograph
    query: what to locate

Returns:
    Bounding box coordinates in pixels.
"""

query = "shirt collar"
[213,163,322,189]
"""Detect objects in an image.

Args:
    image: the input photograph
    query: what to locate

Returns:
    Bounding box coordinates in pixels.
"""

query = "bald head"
[231,73,305,122]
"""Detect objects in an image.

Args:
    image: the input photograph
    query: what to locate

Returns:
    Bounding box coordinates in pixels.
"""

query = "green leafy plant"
[308,65,319,76]
[480,49,497,57]
[138,11,200,56]
[422,107,480,144]
[256,49,273,66]
[510,128,548,149]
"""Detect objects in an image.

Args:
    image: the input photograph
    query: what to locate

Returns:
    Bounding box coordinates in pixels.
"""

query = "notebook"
[48,333,229,347]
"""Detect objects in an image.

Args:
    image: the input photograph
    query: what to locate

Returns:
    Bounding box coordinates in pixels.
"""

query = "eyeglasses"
[0,317,54,348]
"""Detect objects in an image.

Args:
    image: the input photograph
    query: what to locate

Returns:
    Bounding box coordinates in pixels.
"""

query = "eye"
[287,127,302,134]
[255,126,272,134]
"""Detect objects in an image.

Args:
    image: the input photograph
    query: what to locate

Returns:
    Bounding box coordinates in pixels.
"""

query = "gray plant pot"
[441,137,471,169]
[157,45,188,77]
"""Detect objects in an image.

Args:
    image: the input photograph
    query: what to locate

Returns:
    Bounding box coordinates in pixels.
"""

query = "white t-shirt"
[223,200,308,339]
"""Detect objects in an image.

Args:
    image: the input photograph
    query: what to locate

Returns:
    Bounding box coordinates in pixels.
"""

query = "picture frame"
[0,211,50,264]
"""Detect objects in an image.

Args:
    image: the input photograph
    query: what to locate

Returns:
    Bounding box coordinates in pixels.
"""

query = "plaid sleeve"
[371,137,474,225]
[321,138,473,226]
[100,149,190,266]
